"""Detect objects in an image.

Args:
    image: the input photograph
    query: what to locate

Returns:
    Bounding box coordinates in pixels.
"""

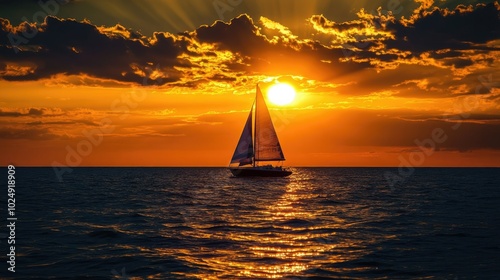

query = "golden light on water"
[240,179,330,277]
[146,170,394,279]
[49,166,411,280]
[142,169,410,279]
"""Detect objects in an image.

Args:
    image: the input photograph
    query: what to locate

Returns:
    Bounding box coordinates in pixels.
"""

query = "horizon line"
[4,165,500,168]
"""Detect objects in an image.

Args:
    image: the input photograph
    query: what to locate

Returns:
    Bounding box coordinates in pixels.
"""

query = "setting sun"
[267,83,296,106]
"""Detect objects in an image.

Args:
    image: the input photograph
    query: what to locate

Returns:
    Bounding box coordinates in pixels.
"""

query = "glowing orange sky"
[0,0,499,167]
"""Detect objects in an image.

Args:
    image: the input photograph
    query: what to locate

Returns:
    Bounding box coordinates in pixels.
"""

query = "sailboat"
[229,84,292,177]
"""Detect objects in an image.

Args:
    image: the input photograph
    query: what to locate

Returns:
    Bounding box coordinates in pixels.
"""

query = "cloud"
[286,108,500,152]
[0,13,373,87]
[195,14,266,56]
[28,108,43,115]
[0,126,61,140]
[309,13,394,45]
[311,2,499,68]
[0,110,21,117]
[0,107,58,117]
[0,2,498,98]
[194,14,370,79]
[259,16,296,39]
[26,120,98,126]
[385,2,500,53]
[0,16,188,85]
[308,2,499,97]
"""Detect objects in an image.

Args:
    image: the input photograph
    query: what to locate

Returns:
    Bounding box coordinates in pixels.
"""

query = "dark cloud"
[195,15,267,56]
[309,2,499,75]
[0,16,187,85]
[26,120,98,126]
[385,2,500,53]
[316,2,499,96]
[28,107,43,115]
[0,110,22,117]
[0,107,49,117]
[194,14,370,80]
[0,126,60,140]
[0,2,498,92]
[210,73,237,82]
[443,58,474,68]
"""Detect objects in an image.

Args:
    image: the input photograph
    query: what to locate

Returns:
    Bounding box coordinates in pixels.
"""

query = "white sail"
[254,85,285,161]
[230,106,254,165]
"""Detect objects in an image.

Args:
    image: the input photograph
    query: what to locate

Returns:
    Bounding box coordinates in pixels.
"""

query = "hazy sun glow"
[267,83,296,106]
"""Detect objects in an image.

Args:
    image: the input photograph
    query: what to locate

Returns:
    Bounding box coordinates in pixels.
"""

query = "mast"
[253,84,258,167]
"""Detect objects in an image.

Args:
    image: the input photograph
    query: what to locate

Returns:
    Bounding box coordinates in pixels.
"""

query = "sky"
[0,0,499,167]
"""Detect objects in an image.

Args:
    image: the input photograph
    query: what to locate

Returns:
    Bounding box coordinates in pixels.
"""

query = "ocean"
[2,167,499,279]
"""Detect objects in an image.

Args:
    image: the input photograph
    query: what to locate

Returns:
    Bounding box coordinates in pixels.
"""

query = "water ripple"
[9,167,500,279]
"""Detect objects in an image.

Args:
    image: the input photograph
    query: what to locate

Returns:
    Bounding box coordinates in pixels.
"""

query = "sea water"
[2,167,499,279]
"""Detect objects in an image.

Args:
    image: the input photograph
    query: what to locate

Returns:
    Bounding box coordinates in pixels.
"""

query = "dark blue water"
[1,167,499,279]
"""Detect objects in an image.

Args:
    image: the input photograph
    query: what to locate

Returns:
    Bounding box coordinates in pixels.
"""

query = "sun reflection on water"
[152,169,374,279]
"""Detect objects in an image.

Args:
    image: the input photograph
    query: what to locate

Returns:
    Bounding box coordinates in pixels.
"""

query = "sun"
[267,83,296,106]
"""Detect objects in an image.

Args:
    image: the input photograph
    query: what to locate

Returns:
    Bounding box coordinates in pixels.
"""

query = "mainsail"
[230,105,254,165]
[254,85,285,162]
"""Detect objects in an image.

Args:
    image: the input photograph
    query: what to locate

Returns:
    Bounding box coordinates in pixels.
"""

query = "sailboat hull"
[230,167,292,177]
